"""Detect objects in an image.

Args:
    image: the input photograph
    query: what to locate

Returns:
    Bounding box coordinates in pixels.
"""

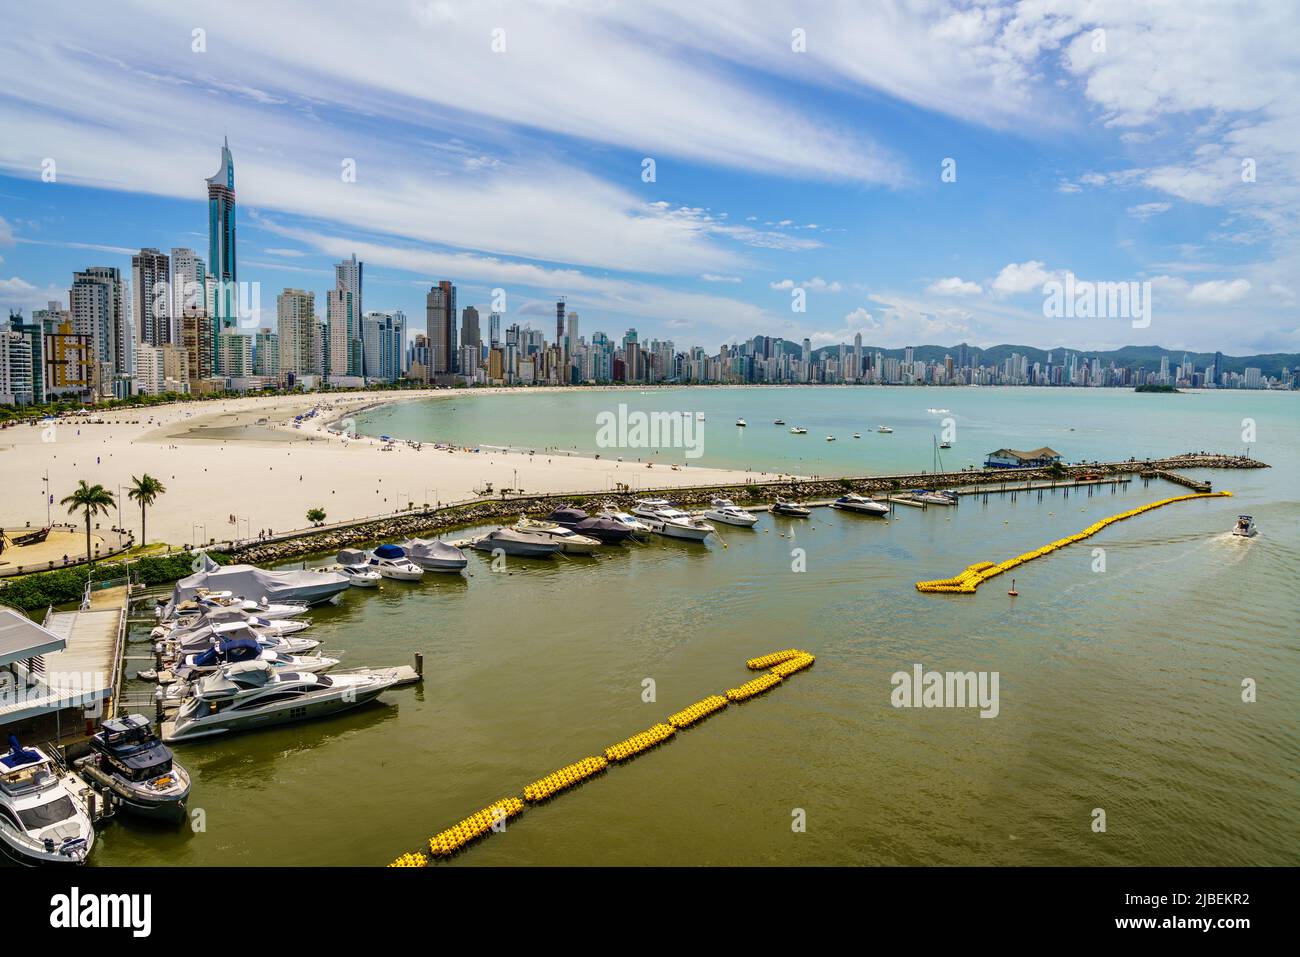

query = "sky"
[0,0,1296,355]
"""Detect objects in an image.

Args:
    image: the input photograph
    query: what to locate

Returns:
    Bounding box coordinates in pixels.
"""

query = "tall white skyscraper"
[170,247,205,346]
[277,288,318,379]
[131,247,171,348]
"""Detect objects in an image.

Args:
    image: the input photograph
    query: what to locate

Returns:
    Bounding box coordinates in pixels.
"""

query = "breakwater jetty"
[225,452,1264,567]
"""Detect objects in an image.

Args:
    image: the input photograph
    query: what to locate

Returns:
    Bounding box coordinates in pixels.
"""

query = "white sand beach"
[0,389,780,550]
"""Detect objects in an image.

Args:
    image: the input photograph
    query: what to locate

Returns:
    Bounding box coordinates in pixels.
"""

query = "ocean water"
[90,387,1298,866]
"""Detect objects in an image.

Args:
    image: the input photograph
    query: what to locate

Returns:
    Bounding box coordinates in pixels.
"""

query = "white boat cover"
[166,560,347,616]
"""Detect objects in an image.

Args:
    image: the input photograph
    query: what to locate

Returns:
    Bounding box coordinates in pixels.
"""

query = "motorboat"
[163,661,400,743]
[915,490,959,506]
[852,432,861,439]
[77,716,191,824]
[703,498,758,527]
[545,506,634,544]
[513,518,602,554]
[830,493,891,516]
[939,440,952,449]
[166,557,349,615]
[469,527,561,558]
[631,499,715,541]
[176,591,309,621]
[790,426,807,434]
[153,606,312,642]
[0,738,94,865]
[597,505,654,540]
[735,418,747,427]
[774,419,786,425]
[825,435,836,442]
[337,548,381,587]
[167,621,321,658]
[876,425,894,433]
[170,637,340,684]
[771,497,811,517]
[403,538,469,572]
[1232,515,1257,537]
[368,544,424,581]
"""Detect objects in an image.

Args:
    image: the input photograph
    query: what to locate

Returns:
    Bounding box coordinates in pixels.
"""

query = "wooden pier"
[1143,469,1213,492]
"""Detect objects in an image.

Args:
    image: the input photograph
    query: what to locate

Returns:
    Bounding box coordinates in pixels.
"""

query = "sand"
[0,389,782,549]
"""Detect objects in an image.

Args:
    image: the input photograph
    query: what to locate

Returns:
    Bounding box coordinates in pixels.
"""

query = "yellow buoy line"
[388,649,815,865]
[914,491,1232,594]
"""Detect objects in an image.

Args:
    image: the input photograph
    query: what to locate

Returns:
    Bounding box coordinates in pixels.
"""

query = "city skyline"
[1,2,1296,356]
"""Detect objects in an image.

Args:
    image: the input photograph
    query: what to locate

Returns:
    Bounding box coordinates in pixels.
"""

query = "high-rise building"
[335,254,362,328]
[276,288,318,379]
[461,305,481,354]
[425,281,457,375]
[326,287,362,378]
[131,247,171,348]
[254,329,280,378]
[362,311,405,382]
[0,322,34,405]
[180,307,215,384]
[206,137,237,331]
[70,266,128,393]
[217,330,253,377]
[169,248,205,346]
[7,312,45,403]
[488,311,501,347]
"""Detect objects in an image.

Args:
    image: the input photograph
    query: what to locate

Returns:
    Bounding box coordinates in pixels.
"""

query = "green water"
[91,387,1298,866]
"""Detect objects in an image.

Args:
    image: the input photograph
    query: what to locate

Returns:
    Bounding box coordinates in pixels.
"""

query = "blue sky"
[1,0,1296,354]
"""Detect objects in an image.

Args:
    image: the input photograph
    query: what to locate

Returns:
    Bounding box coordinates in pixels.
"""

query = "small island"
[1135,384,1181,393]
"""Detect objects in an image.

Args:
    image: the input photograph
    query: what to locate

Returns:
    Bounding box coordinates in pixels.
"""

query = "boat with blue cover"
[0,736,94,865]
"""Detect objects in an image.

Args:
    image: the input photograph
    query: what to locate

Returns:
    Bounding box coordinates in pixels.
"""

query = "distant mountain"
[805,342,1300,379]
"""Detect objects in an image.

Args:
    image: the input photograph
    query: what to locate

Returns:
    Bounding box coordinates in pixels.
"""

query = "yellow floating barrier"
[726,672,783,702]
[746,649,804,670]
[770,652,815,678]
[388,851,429,867]
[604,722,677,762]
[427,796,526,858]
[915,491,1230,594]
[666,694,729,729]
[523,756,608,802]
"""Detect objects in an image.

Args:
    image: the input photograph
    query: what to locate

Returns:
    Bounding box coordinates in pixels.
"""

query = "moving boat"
[368,544,424,581]
[469,527,561,558]
[825,435,836,442]
[774,419,786,425]
[0,738,93,865]
[1232,515,1257,537]
[771,497,811,517]
[545,506,635,544]
[735,418,747,427]
[166,556,349,616]
[876,425,894,434]
[631,499,715,541]
[337,549,381,587]
[830,493,891,516]
[852,432,861,439]
[164,661,400,743]
[513,518,602,554]
[939,440,952,449]
[703,498,759,527]
[77,716,191,824]
[403,538,469,572]
[597,505,654,540]
[790,426,807,434]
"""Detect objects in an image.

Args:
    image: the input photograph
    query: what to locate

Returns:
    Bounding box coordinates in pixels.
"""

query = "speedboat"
[877,425,894,434]
[337,548,381,587]
[368,544,424,581]
[632,499,715,541]
[403,538,469,572]
[0,737,94,865]
[167,621,321,658]
[78,716,191,824]
[170,637,339,685]
[1232,515,1257,537]
[831,493,890,516]
[774,419,786,425]
[597,505,654,540]
[469,527,561,558]
[735,418,747,427]
[513,518,602,554]
[545,506,634,544]
[703,498,758,527]
[771,497,811,517]
[790,426,807,434]
[825,435,836,442]
[163,661,400,743]
[939,440,952,449]
[852,432,861,439]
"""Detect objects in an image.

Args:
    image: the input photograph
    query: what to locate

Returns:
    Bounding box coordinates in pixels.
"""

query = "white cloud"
[991,261,1053,296]
[1127,202,1172,220]
[769,277,842,292]
[927,276,982,296]
[700,274,741,283]
[1187,279,1252,304]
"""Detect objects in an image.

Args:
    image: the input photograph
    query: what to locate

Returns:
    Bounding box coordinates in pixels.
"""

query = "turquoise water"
[89,387,1297,866]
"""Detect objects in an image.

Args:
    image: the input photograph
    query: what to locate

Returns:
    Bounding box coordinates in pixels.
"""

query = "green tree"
[60,480,115,566]
[306,507,327,525]
[126,474,167,547]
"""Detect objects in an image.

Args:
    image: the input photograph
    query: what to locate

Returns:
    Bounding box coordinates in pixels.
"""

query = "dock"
[1144,469,1213,492]
[35,582,129,741]
[956,476,1131,496]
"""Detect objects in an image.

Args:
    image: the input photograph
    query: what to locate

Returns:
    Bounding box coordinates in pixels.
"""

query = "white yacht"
[771,497,812,517]
[163,661,400,743]
[169,636,340,687]
[597,505,654,540]
[703,498,759,527]
[916,490,959,506]
[735,418,747,427]
[831,493,891,516]
[368,544,425,581]
[0,739,94,866]
[1232,515,1257,537]
[852,432,862,439]
[166,621,321,659]
[632,499,715,541]
[790,426,808,434]
[877,425,894,434]
[336,549,381,587]
[513,518,602,554]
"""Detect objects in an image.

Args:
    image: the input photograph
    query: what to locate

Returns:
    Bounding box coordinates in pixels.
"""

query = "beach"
[0,388,776,550]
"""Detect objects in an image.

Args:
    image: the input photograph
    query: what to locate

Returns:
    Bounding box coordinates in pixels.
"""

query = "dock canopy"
[984,447,1063,468]
[0,606,67,667]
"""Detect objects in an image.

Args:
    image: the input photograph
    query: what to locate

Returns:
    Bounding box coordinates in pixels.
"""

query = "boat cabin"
[91,715,174,784]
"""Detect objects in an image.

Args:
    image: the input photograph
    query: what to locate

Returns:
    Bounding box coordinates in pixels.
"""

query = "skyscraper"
[70,266,127,394]
[488,311,501,347]
[461,305,481,353]
[169,247,205,347]
[131,247,171,347]
[556,300,566,359]
[326,287,362,378]
[277,288,318,380]
[335,254,362,326]
[425,281,457,375]
[206,137,237,331]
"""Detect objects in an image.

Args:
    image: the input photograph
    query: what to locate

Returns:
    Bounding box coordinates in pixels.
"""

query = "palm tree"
[126,474,167,547]
[60,480,115,566]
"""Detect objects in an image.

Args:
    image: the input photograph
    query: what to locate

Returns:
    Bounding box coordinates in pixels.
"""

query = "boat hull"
[164,686,389,742]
